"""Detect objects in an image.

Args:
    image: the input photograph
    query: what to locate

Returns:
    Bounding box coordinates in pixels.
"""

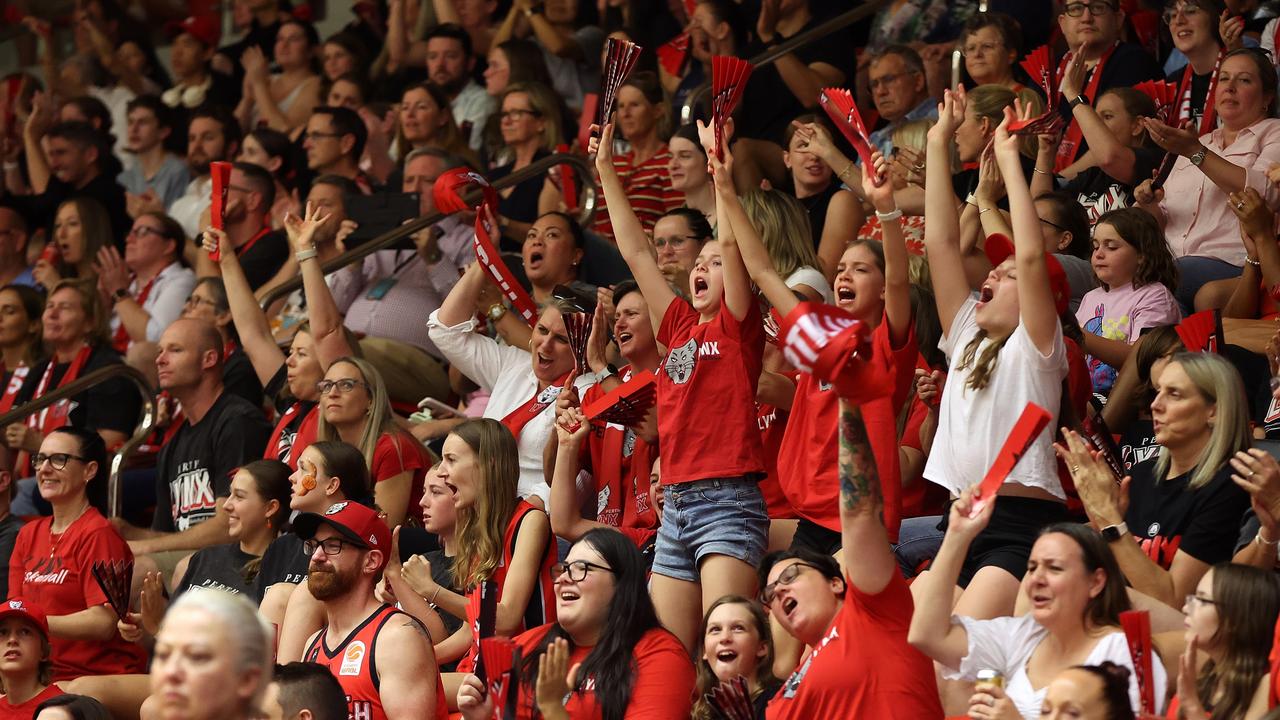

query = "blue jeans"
[892,515,945,578]
[652,477,768,582]
[1174,256,1242,315]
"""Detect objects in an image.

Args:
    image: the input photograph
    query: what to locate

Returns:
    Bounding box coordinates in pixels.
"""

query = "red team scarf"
[499,373,571,440]
[17,344,92,472]
[1175,50,1221,136]
[1055,42,1119,173]
[110,275,158,353]
[0,364,29,415]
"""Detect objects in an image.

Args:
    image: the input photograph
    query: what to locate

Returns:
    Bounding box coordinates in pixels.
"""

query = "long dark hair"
[520,529,661,720]
[48,426,108,514]
[308,440,372,506]
[1036,523,1130,628]
[1189,564,1280,720]
[1072,662,1136,720]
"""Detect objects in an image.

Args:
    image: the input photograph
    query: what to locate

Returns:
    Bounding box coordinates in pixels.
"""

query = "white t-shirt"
[785,265,833,303]
[945,613,1167,719]
[923,295,1068,498]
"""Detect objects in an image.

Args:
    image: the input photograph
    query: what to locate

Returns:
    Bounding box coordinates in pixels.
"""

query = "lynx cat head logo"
[665,338,697,385]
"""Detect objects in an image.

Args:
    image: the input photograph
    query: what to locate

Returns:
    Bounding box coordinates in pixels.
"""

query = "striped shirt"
[592,144,683,242]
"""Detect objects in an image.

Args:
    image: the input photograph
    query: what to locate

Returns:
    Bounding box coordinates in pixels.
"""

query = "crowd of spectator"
[0,0,1279,718]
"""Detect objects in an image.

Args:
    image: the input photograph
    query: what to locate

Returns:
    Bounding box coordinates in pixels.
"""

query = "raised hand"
[555,406,590,444]
[862,150,893,209]
[585,301,611,374]
[95,246,131,299]
[991,107,1021,163]
[975,141,1005,206]
[283,201,333,253]
[948,484,996,540]
[967,679,1023,720]
[929,87,967,141]
[1228,187,1272,251]
[1176,637,1210,720]
[401,552,436,599]
[1143,118,1204,158]
[1231,448,1280,534]
[241,46,269,81]
[591,121,615,175]
[1060,45,1088,101]
[1054,428,1129,526]
[1220,10,1245,51]
[138,571,167,635]
[535,638,575,716]
[915,368,943,407]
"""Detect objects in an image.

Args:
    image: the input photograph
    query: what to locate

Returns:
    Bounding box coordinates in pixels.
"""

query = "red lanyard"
[111,274,159,353]
[499,373,570,440]
[237,226,271,258]
[18,345,93,472]
[1177,51,1221,136]
[1056,43,1119,172]
[0,365,29,415]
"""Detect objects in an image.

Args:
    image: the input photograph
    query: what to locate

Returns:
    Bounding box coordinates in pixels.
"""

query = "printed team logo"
[537,386,561,405]
[8,600,22,610]
[1146,522,1161,537]
[597,486,611,518]
[367,534,378,546]
[621,428,636,458]
[326,502,349,515]
[339,640,366,676]
[665,338,698,385]
[1265,396,1280,425]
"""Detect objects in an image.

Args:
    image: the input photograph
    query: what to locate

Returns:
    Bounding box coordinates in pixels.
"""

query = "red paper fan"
[1020,45,1059,108]
[1081,412,1124,479]
[711,55,753,160]
[562,312,593,374]
[478,637,519,713]
[818,88,882,185]
[597,38,644,128]
[583,371,657,427]
[657,32,690,77]
[91,559,133,619]
[706,676,753,720]
[1120,611,1156,714]
[555,143,578,211]
[1133,80,1179,123]
[1007,108,1066,137]
[1175,309,1222,353]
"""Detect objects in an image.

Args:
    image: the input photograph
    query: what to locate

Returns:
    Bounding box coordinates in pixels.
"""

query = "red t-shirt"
[371,431,430,522]
[509,623,694,719]
[765,572,943,720]
[8,510,147,680]
[756,402,795,519]
[656,297,765,486]
[775,315,918,541]
[458,501,557,672]
[0,685,64,719]
[579,367,659,532]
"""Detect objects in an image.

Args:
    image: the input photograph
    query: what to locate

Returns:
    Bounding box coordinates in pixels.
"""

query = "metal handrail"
[259,152,599,312]
[0,363,156,518]
[679,0,891,125]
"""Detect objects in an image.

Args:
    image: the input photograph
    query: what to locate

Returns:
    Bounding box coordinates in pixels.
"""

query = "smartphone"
[344,192,421,250]
[416,397,461,418]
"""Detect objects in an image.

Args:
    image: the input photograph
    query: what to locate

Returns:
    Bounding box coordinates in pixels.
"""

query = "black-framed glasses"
[128,225,170,240]
[500,109,542,120]
[303,537,360,556]
[34,452,88,470]
[316,378,370,395]
[551,560,614,582]
[1185,593,1217,609]
[1063,1,1118,16]
[1040,217,1068,233]
[759,562,819,605]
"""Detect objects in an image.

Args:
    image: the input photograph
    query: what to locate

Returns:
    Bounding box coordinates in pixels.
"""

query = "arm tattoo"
[402,618,434,644]
[838,399,883,514]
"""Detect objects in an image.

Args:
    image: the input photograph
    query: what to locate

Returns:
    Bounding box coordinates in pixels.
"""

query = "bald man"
[115,318,272,563]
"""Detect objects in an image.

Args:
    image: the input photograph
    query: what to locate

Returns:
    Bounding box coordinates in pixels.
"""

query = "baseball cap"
[293,501,392,568]
[0,598,50,641]
[982,233,1071,316]
[166,15,220,49]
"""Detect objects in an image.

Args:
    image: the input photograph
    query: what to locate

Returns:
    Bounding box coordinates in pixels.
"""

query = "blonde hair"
[891,118,934,155]
[315,356,400,468]
[48,277,110,348]
[500,81,563,152]
[968,84,1036,156]
[449,419,520,590]
[739,189,820,279]
[164,590,273,713]
[1154,353,1251,490]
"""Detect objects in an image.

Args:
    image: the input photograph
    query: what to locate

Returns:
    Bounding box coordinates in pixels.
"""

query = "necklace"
[48,502,90,557]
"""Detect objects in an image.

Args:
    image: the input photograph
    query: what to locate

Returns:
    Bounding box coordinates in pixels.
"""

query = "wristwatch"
[111,287,131,305]
[1100,522,1129,543]
[487,303,507,322]
[1068,95,1088,110]
[1189,147,1208,166]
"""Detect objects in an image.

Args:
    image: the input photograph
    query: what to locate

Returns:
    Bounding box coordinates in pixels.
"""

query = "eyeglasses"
[128,225,168,240]
[759,562,819,605]
[653,235,699,250]
[1063,1,1118,17]
[306,131,343,140]
[961,41,1003,56]
[500,109,542,120]
[226,184,254,194]
[551,560,614,582]
[1185,593,1217,609]
[1162,2,1205,23]
[1040,217,1068,232]
[868,71,918,91]
[33,452,88,470]
[183,295,221,310]
[303,537,360,556]
[316,378,370,395]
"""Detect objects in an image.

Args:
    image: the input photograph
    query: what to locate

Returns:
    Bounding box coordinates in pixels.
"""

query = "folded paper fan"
[597,38,644,128]
[1133,80,1179,123]
[1081,412,1125,480]
[969,403,1051,518]
[1020,45,1059,109]
[478,636,518,711]
[583,371,657,427]
[818,88,882,185]
[657,32,691,77]
[1175,309,1222,353]
[711,55,753,160]
[92,559,133,619]
[563,312,593,374]
[706,676,754,720]
[1120,611,1156,714]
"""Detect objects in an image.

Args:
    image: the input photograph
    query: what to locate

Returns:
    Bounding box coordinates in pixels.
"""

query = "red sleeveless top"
[303,604,447,720]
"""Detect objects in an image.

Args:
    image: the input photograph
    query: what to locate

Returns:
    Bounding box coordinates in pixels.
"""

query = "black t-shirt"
[6,172,131,250]
[223,347,265,408]
[153,392,272,533]
[238,229,290,291]
[802,183,841,253]
[1124,459,1250,568]
[175,542,257,597]
[0,514,23,599]
[426,549,464,641]
[736,19,856,143]
[1063,146,1164,223]
[254,533,309,602]
[16,344,142,436]
[1165,65,1213,133]
[491,150,551,226]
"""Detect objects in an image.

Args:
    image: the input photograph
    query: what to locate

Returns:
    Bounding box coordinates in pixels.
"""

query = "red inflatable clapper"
[473,197,538,327]
[969,403,1051,517]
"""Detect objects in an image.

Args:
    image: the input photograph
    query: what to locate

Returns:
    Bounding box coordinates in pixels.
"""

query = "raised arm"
[207,228,285,386]
[907,487,994,668]
[706,128,753,321]
[21,93,52,195]
[863,152,912,346]
[1061,49,1139,183]
[590,121,676,328]
[993,108,1059,355]
[837,397,895,594]
[716,152,798,316]
[286,203,354,369]
[548,407,606,541]
[924,90,972,337]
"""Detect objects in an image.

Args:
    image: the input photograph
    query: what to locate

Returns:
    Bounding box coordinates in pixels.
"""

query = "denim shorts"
[652,477,769,583]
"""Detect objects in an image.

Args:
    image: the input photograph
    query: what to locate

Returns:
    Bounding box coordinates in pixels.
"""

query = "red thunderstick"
[208,161,232,262]
[968,403,1052,518]
[1120,610,1156,714]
